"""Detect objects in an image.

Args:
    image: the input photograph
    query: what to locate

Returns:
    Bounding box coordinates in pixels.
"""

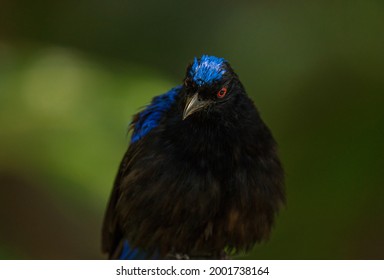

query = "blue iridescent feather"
[131,85,182,143]
[119,240,146,260]
[189,55,226,86]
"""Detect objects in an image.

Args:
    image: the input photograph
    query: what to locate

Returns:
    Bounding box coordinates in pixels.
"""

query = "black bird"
[102,55,285,259]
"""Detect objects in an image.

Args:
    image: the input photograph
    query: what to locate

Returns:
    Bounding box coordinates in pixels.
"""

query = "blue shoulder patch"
[131,85,182,143]
[189,55,226,86]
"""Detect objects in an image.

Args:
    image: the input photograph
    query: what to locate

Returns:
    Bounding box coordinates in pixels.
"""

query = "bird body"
[102,55,285,259]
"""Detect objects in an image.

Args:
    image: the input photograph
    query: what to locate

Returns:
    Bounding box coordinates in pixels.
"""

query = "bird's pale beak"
[183,93,211,120]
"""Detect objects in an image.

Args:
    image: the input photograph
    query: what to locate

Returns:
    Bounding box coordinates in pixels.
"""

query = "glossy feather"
[102,55,285,259]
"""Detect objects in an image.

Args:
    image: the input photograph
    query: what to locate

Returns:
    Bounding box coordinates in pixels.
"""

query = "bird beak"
[183,93,211,120]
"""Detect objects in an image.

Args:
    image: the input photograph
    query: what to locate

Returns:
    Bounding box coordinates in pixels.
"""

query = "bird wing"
[101,86,182,259]
[130,85,182,143]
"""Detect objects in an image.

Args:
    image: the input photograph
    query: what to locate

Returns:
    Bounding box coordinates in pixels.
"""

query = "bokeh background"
[1,0,383,259]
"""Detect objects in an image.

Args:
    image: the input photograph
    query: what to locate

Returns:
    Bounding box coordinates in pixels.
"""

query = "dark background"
[0,0,383,259]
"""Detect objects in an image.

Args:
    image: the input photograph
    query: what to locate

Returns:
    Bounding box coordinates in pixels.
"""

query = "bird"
[102,55,285,260]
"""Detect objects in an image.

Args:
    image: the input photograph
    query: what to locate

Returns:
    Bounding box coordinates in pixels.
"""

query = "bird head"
[182,55,242,120]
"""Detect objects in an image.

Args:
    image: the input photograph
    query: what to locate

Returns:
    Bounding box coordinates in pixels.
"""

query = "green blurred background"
[0,0,383,259]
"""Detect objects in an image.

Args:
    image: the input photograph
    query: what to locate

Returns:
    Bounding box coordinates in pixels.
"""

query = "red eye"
[217,87,227,98]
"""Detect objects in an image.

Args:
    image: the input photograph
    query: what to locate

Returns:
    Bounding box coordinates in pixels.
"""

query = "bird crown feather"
[189,55,226,86]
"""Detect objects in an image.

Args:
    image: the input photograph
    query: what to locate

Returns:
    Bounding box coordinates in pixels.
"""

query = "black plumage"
[102,55,285,259]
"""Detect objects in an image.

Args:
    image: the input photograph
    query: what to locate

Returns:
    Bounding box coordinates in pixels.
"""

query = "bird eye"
[217,87,227,98]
